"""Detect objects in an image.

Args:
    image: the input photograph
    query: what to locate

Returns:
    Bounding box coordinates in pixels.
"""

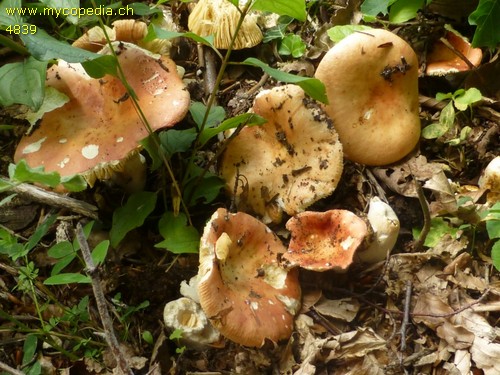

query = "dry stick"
[0,360,25,375]
[1,178,98,219]
[399,280,412,352]
[76,222,133,375]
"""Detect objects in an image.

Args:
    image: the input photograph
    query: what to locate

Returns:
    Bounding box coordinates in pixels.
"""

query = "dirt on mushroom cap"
[315,28,421,166]
[197,208,301,347]
[220,84,343,224]
[14,42,190,185]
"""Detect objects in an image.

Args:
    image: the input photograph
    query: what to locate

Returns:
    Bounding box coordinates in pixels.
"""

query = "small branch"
[400,281,412,352]
[0,361,24,375]
[1,178,98,219]
[76,223,133,375]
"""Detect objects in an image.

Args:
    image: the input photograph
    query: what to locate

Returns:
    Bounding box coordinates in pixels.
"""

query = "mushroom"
[425,30,483,76]
[315,28,421,166]
[282,210,368,271]
[14,42,190,188]
[188,0,263,50]
[479,156,500,193]
[73,19,172,56]
[355,197,400,263]
[163,297,221,348]
[198,208,301,347]
[220,84,343,223]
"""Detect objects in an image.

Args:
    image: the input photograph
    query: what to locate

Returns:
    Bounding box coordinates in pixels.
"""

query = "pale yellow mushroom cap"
[188,0,263,49]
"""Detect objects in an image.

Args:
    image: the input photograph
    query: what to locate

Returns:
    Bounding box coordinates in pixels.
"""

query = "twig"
[76,222,133,375]
[1,178,98,219]
[0,360,25,375]
[400,281,412,352]
[438,36,476,70]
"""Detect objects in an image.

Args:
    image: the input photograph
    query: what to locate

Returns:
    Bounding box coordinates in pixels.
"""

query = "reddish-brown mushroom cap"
[315,28,421,166]
[426,31,483,75]
[283,210,368,271]
[220,84,343,224]
[14,42,190,186]
[198,208,301,347]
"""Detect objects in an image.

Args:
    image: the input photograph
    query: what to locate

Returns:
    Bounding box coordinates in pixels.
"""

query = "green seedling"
[421,88,482,144]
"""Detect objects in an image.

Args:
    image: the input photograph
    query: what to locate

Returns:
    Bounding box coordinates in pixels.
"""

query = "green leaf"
[25,214,58,252]
[22,334,38,366]
[0,0,23,26]
[110,191,157,247]
[189,102,226,129]
[327,25,373,43]
[240,57,328,103]
[491,241,500,272]
[169,328,183,340]
[439,101,456,129]
[361,0,390,17]
[155,211,199,254]
[20,29,101,63]
[40,0,79,24]
[262,18,290,43]
[469,0,500,48]
[23,87,69,130]
[60,174,88,192]
[412,217,460,247]
[11,160,60,188]
[436,92,454,101]
[252,0,306,22]
[142,330,154,345]
[48,241,74,259]
[183,165,225,205]
[146,24,217,52]
[0,227,24,258]
[453,87,482,111]
[389,0,424,23]
[198,112,267,146]
[44,273,91,285]
[127,2,162,16]
[81,55,119,78]
[159,128,197,158]
[278,34,306,58]
[0,57,47,110]
[91,240,109,266]
[421,122,449,139]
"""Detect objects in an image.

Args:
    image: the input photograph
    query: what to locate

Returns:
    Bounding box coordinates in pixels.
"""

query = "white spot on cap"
[82,144,99,160]
[143,73,159,84]
[250,301,259,311]
[57,157,70,168]
[116,137,124,143]
[59,138,67,144]
[341,236,355,250]
[22,137,46,154]
[363,109,374,120]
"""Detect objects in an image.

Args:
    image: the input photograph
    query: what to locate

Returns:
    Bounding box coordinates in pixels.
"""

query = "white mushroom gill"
[81,144,99,160]
[22,137,47,154]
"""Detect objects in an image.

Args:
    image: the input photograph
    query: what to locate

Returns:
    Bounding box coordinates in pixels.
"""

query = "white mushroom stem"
[163,297,220,348]
[479,156,500,193]
[357,197,400,263]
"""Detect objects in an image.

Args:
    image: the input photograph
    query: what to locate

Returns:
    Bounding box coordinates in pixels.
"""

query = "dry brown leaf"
[314,297,360,322]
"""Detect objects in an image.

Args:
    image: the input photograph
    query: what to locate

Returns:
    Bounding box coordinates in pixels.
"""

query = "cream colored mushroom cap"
[315,28,421,166]
[14,42,190,186]
[198,208,301,347]
[220,84,343,224]
[188,0,262,49]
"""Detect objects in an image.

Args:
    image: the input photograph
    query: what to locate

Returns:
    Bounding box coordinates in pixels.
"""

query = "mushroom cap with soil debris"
[315,28,421,166]
[14,42,190,187]
[197,208,301,347]
[220,84,343,224]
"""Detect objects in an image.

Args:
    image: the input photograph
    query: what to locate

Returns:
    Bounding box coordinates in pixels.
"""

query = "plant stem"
[76,222,133,375]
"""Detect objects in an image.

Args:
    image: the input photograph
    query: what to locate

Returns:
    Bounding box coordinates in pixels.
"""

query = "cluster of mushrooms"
[13,1,490,350]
